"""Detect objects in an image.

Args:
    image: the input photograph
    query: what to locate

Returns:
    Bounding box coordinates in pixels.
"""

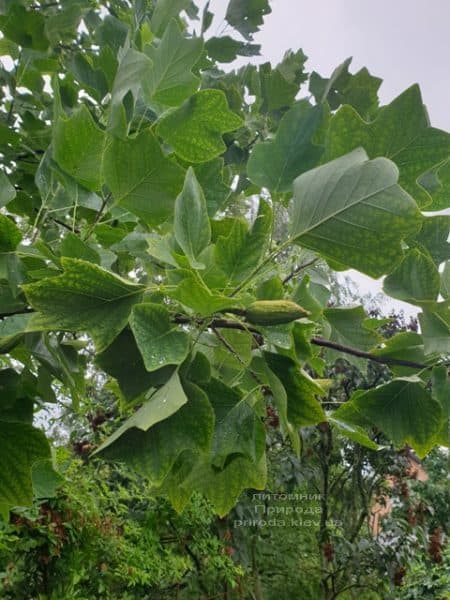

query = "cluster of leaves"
[0,0,449,518]
[0,450,241,599]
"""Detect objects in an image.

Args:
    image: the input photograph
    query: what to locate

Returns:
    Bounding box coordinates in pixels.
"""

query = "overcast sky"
[207,0,450,130]
[204,0,450,314]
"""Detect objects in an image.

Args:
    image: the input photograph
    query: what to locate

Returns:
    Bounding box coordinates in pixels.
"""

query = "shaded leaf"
[247,101,324,193]
[52,105,106,191]
[174,168,211,268]
[23,258,144,352]
[103,129,185,226]
[290,148,422,277]
[130,303,190,372]
[351,377,443,457]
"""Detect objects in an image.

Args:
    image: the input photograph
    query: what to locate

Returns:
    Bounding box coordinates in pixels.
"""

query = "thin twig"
[83,193,111,241]
[310,337,432,370]
[282,258,319,284]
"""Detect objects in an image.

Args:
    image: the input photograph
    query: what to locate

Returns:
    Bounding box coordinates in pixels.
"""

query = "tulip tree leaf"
[412,215,450,265]
[168,270,242,315]
[143,19,203,106]
[95,328,175,401]
[264,352,326,427]
[324,85,450,207]
[309,57,382,118]
[350,377,443,458]
[94,371,188,453]
[130,303,190,372]
[225,0,272,41]
[323,306,381,367]
[290,148,422,277]
[174,168,211,268]
[205,36,260,63]
[103,129,185,226]
[0,215,22,252]
[201,378,265,469]
[383,248,440,306]
[111,48,153,107]
[0,173,16,207]
[247,101,324,192]
[23,258,145,352]
[0,420,51,509]
[96,381,214,486]
[419,303,450,355]
[52,105,106,191]
[156,90,243,163]
[215,199,272,285]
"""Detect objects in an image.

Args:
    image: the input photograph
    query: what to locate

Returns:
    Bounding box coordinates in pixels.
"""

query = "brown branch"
[310,337,431,370]
[0,307,445,371]
[282,258,319,284]
[83,193,111,241]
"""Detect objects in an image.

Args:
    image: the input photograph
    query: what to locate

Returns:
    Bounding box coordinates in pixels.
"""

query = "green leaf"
[174,168,211,268]
[202,378,265,469]
[0,421,51,509]
[0,172,16,207]
[309,58,382,118]
[103,129,185,226]
[159,449,266,517]
[23,258,145,352]
[95,371,188,453]
[0,314,34,354]
[351,377,443,457]
[441,262,450,299]
[60,232,101,264]
[372,332,430,375]
[156,90,243,163]
[264,352,326,427]
[0,4,49,51]
[290,148,422,277]
[252,356,300,455]
[150,0,192,37]
[130,303,190,372]
[96,328,174,401]
[383,248,440,306]
[0,215,22,252]
[205,36,260,63]
[143,19,203,106]
[323,306,380,368]
[31,459,64,499]
[420,159,450,211]
[215,199,272,285]
[324,85,450,207]
[247,101,324,193]
[225,0,271,40]
[431,365,450,446]
[193,159,231,217]
[412,215,450,265]
[52,105,106,192]
[111,48,153,107]
[328,416,381,451]
[168,270,242,315]
[96,380,214,486]
[419,303,450,355]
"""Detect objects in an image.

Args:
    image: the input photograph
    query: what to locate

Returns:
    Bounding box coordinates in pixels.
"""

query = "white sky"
[204,0,450,315]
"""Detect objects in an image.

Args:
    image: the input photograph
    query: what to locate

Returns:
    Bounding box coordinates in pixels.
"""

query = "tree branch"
[310,337,431,370]
[282,258,319,284]
[0,307,444,371]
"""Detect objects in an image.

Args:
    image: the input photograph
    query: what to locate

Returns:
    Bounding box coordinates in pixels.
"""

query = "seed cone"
[245,300,310,326]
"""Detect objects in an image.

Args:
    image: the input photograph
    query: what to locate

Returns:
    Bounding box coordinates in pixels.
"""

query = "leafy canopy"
[0,0,448,517]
